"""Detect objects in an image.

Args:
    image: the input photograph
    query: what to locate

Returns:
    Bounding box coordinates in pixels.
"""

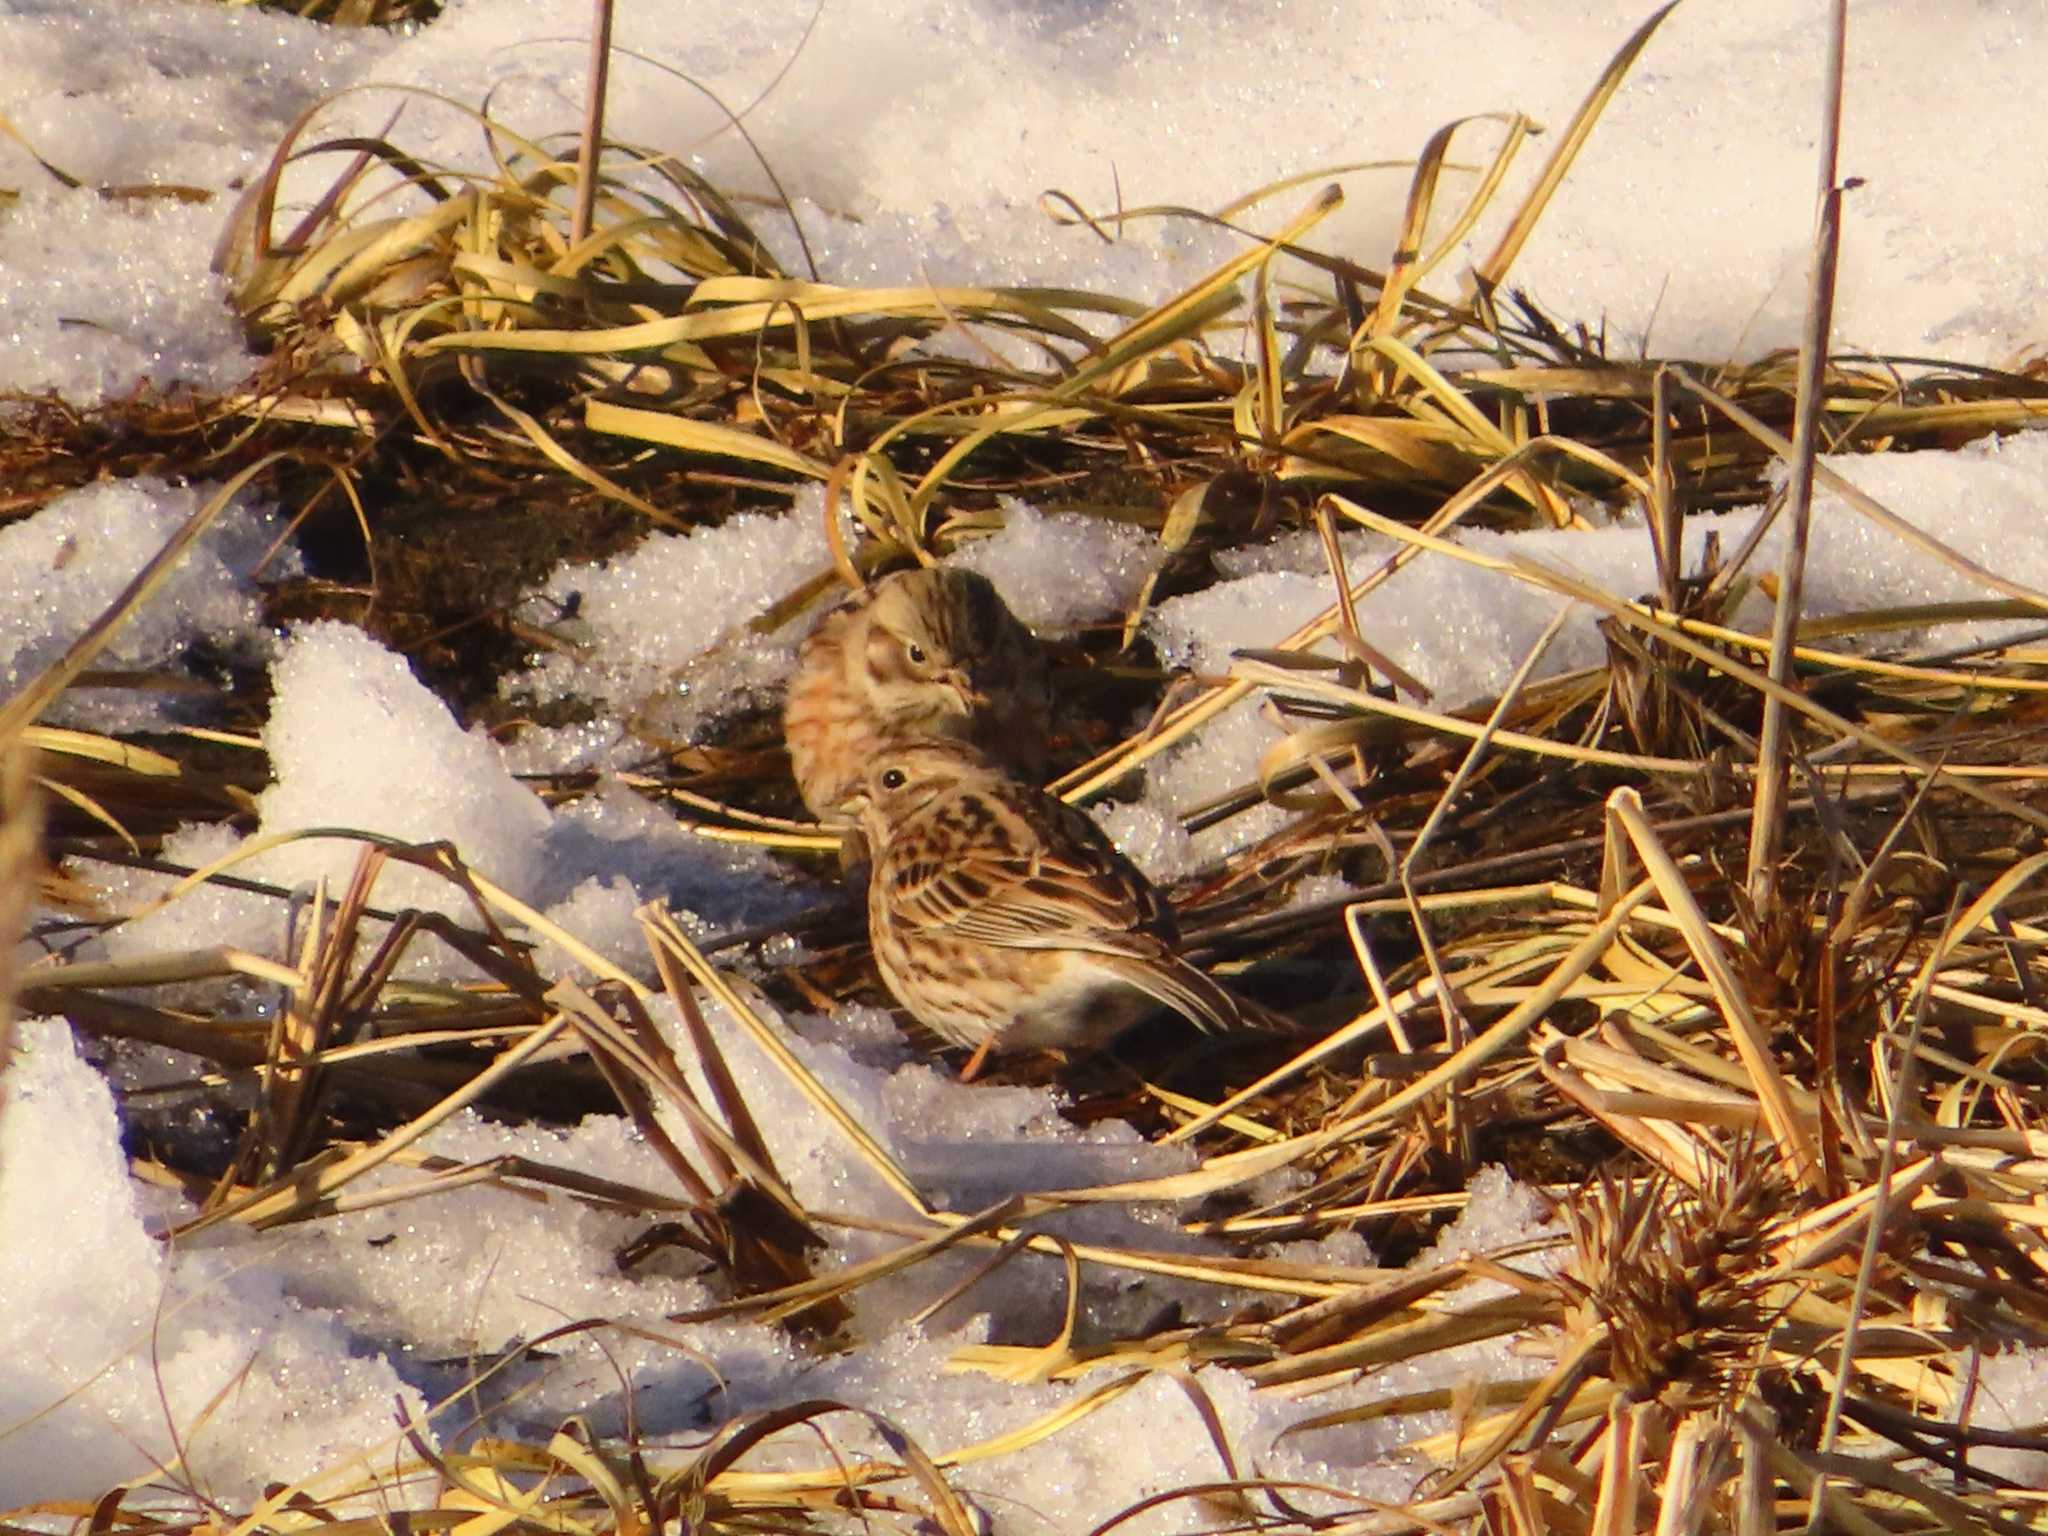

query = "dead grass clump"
[178,9,2048,605]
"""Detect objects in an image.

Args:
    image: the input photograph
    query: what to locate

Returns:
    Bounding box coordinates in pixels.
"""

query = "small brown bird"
[784,566,1052,824]
[845,737,1249,1075]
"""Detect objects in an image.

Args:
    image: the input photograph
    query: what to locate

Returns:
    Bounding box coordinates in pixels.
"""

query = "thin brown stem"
[570,0,616,249]
[1747,0,1850,908]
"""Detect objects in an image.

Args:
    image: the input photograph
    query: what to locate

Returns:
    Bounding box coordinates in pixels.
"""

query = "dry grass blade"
[644,914,777,1182]
[0,460,279,740]
[551,976,841,1320]
[1316,491,2048,831]
[0,738,39,1125]
[1365,111,1536,350]
[1607,789,1822,1192]
[1747,0,1850,908]
[1327,878,1660,1139]
[638,905,929,1217]
[571,0,616,248]
[1053,440,1580,806]
[1674,366,2048,618]
[585,398,831,480]
[1469,2,1682,292]
[175,1008,574,1235]
[899,182,1345,524]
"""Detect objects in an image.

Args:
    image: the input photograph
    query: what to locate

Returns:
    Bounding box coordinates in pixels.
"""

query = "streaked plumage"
[783,567,1051,823]
[846,738,1247,1062]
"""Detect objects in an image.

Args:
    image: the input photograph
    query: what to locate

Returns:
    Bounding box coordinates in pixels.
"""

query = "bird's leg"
[958,1035,998,1082]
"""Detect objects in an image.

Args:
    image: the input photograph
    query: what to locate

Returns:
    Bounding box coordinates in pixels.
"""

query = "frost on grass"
[0,477,292,731]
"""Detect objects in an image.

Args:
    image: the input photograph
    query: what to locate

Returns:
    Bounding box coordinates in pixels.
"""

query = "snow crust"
[88,619,812,983]
[0,1018,426,1504]
[0,477,292,731]
[8,1,2048,405]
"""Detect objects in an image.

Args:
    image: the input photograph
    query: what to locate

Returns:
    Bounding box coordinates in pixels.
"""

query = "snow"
[0,2,376,400]
[1964,1347,2048,1488]
[0,1017,427,1504]
[0,477,293,732]
[92,621,814,982]
[6,0,2048,1521]
[511,493,841,757]
[8,0,2048,407]
[948,498,1157,634]
[0,998,1369,1519]
[510,491,1157,771]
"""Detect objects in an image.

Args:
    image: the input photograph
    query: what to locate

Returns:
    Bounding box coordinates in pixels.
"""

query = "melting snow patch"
[0,477,291,731]
[0,1018,426,1507]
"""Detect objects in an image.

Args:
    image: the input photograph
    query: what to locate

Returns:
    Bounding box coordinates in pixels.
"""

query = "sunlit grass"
[9,2,2048,1530]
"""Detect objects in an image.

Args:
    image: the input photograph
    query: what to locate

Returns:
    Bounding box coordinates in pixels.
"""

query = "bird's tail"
[1105,951,1297,1036]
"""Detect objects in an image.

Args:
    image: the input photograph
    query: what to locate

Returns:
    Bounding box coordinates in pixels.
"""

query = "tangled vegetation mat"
[8,3,2048,1531]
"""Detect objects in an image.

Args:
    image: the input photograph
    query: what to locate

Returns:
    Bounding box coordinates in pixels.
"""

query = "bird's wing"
[886,849,1241,1032]
[937,794,1163,937]
[882,833,1130,946]
[892,789,1168,947]
[874,781,1255,1034]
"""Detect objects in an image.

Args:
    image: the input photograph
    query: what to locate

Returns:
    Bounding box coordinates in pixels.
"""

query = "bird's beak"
[942,668,989,713]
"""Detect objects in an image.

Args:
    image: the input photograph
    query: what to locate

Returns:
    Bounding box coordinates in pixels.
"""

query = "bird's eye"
[880,767,908,790]
[905,642,928,665]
